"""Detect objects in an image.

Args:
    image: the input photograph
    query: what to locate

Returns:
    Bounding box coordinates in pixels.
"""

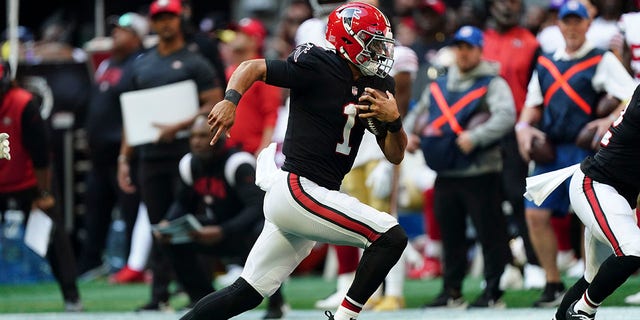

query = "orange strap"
[538,55,602,115]
[429,82,488,135]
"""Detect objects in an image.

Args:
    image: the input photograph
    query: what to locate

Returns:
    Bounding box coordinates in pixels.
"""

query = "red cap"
[235,18,267,48]
[150,0,182,17]
[419,0,446,15]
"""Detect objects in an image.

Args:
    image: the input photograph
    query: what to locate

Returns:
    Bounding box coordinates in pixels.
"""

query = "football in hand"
[359,89,388,137]
[596,95,620,118]
[575,125,600,151]
[529,137,555,164]
[466,111,491,130]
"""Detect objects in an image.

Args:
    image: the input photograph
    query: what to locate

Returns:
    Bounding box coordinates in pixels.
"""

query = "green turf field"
[2,274,640,314]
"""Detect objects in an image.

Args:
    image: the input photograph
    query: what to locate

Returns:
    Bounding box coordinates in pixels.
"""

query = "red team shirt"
[483,27,539,115]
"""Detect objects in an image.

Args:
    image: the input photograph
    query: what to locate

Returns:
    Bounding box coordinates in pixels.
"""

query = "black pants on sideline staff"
[0,188,80,303]
[434,172,512,297]
[79,160,140,273]
[500,130,539,265]
[138,158,182,304]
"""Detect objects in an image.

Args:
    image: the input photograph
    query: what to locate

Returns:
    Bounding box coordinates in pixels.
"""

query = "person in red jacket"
[0,61,82,311]
[223,18,282,156]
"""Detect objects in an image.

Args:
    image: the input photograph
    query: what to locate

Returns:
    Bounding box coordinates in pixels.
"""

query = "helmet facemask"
[353,30,394,77]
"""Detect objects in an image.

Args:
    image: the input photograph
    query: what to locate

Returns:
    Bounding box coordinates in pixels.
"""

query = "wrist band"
[387,117,403,133]
[515,121,530,131]
[224,89,242,106]
[117,154,128,164]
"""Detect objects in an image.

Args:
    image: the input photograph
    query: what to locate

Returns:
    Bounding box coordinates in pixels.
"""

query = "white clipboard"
[120,80,199,146]
[24,209,53,258]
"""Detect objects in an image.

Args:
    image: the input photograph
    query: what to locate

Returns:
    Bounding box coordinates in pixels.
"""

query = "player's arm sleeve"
[265,47,325,89]
[219,163,265,235]
[21,99,50,168]
[593,51,636,101]
[524,70,543,108]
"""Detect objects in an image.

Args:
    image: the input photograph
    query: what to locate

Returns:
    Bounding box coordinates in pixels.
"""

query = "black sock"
[180,277,263,320]
[587,255,640,303]
[268,286,284,308]
[555,276,589,320]
[346,225,408,304]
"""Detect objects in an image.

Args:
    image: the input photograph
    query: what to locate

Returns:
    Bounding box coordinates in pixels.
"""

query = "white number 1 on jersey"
[336,104,357,155]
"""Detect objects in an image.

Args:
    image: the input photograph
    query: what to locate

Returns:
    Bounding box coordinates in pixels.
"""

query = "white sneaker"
[524,264,546,289]
[566,259,585,278]
[315,290,347,309]
[557,250,578,272]
[500,264,524,290]
[625,291,640,304]
[216,264,244,288]
[509,237,527,267]
[314,272,354,310]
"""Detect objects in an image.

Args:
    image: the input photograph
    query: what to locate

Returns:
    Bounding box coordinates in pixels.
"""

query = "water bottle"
[0,201,53,284]
[105,218,128,272]
[0,200,25,284]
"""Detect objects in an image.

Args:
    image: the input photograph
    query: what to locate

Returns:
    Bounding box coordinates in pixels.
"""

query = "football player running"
[553,84,640,320]
[180,2,408,320]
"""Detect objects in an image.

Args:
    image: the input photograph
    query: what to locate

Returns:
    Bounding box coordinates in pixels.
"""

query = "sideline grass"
[1,275,640,313]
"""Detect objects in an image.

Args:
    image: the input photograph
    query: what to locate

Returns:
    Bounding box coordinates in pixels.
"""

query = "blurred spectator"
[483,0,541,289]
[410,0,452,102]
[523,4,547,35]
[516,0,635,308]
[223,18,282,156]
[295,0,346,46]
[586,0,624,50]
[0,60,83,312]
[31,11,87,63]
[78,12,148,279]
[116,0,223,311]
[156,116,286,318]
[394,0,419,17]
[537,0,567,54]
[394,17,419,47]
[617,5,640,82]
[181,0,228,90]
[416,26,516,308]
[0,26,35,61]
[455,0,488,29]
[267,0,313,59]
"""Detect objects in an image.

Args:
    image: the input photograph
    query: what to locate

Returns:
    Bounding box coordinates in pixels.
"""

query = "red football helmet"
[325,2,395,78]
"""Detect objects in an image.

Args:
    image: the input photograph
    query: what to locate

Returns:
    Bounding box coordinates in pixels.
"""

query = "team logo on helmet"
[339,7,362,26]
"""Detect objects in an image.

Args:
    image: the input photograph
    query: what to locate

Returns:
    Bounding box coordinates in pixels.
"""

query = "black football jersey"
[265,43,395,190]
[581,84,640,206]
